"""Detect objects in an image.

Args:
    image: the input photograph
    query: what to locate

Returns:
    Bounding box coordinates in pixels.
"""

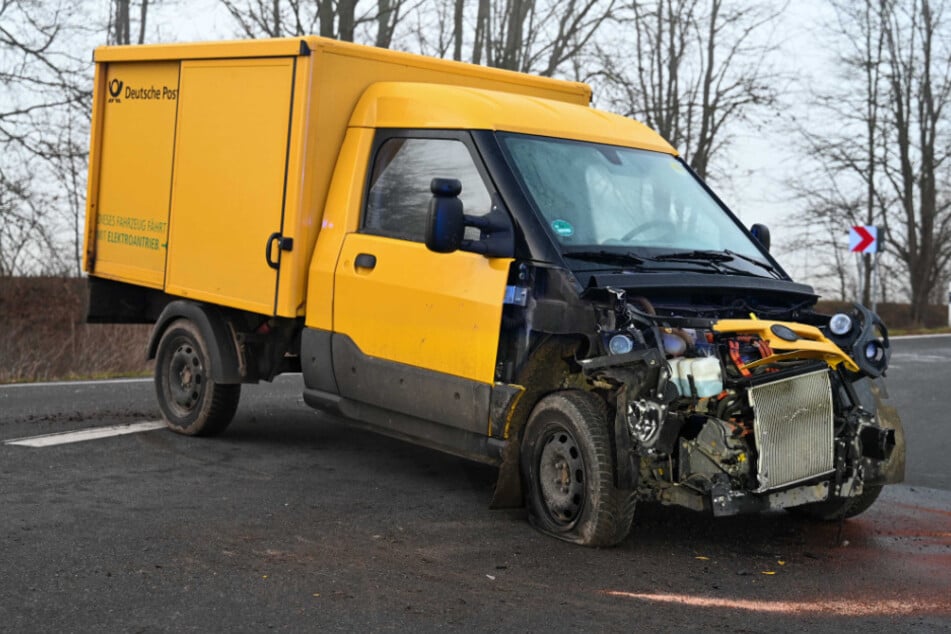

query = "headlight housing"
[829,313,853,336]
[608,333,635,355]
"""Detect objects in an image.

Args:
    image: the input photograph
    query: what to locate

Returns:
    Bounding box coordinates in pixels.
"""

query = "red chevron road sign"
[850,225,878,253]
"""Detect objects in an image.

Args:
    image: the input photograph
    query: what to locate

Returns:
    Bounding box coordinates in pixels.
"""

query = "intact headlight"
[829,313,853,336]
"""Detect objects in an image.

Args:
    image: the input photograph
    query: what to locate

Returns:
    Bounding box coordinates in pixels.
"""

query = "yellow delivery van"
[84,37,903,546]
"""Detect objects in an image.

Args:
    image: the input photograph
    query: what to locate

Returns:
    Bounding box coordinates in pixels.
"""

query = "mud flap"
[490,435,524,509]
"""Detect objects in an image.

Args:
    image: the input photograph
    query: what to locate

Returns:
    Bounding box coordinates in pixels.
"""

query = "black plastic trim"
[302,388,503,465]
[86,276,173,324]
[301,327,338,395]
[331,333,491,435]
[586,271,818,300]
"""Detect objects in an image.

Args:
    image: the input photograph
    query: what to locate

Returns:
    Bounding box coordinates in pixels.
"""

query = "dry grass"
[0,276,151,384]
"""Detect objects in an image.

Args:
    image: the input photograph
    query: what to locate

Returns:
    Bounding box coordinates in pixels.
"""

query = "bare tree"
[412,0,616,77]
[109,0,150,45]
[789,0,887,303]
[793,0,951,323]
[1,0,157,276]
[0,0,91,276]
[482,0,616,76]
[880,0,951,323]
[0,159,62,276]
[220,0,409,45]
[593,0,783,180]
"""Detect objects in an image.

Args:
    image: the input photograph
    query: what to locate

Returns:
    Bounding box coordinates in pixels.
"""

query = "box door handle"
[354,253,377,270]
[265,232,294,270]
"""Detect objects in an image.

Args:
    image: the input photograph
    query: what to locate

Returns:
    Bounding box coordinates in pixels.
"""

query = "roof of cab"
[349,82,677,155]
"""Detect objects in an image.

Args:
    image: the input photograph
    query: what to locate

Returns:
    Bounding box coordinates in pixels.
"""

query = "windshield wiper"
[723,249,777,274]
[563,250,646,267]
[650,249,734,262]
[649,249,779,278]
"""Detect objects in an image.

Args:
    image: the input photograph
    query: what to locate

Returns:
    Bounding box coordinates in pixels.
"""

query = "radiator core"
[749,369,835,492]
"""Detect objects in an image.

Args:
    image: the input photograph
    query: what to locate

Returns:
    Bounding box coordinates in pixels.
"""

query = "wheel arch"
[147,300,243,384]
[490,334,601,508]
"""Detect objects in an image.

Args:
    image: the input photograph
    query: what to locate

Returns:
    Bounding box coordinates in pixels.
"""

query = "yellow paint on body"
[86,60,179,288]
[164,57,295,315]
[350,82,676,154]
[333,235,511,384]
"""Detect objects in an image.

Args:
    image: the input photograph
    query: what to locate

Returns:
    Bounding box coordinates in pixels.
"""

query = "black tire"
[521,390,636,547]
[789,484,883,521]
[154,318,240,436]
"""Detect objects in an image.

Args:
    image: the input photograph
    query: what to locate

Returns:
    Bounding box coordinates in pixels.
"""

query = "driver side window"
[363,137,492,243]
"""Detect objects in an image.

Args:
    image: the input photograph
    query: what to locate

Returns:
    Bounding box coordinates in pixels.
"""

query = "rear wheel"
[155,318,240,436]
[521,390,636,547]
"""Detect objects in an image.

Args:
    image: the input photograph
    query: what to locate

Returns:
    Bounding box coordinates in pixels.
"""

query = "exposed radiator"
[748,369,835,492]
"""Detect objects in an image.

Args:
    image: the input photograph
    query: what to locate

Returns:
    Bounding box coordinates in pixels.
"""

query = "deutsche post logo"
[108,79,123,103]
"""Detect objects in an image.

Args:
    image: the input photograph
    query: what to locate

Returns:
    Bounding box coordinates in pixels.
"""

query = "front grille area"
[748,369,835,492]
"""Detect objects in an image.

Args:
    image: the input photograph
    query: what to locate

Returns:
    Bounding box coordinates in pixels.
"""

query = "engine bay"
[581,290,898,515]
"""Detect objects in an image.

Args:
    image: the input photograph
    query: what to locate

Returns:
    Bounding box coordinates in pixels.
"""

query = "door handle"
[354,253,377,270]
[265,232,294,270]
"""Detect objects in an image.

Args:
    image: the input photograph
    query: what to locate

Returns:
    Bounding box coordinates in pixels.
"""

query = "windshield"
[499,133,766,263]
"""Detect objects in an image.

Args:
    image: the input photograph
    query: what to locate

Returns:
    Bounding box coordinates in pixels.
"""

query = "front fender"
[852,377,905,484]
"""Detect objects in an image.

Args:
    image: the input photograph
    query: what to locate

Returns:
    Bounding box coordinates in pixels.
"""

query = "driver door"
[331,132,512,434]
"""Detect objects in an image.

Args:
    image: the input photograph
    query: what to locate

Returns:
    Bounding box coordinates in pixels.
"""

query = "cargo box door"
[165,58,297,315]
[88,61,180,287]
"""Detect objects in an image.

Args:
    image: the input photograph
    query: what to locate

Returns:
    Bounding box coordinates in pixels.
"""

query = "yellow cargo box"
[83,37,591,317]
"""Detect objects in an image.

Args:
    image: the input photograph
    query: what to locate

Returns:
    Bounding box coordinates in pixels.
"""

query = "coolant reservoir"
[668,356,723,398]
[692,356,723,397]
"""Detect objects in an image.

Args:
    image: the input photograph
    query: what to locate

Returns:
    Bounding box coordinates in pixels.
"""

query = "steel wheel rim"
[166,340,205,415]
[537,427,586,526]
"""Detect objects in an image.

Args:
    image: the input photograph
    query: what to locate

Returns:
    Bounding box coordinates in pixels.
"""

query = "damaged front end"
[581,291,903,519]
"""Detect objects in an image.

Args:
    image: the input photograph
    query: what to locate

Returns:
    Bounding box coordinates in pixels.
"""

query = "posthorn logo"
[108,79,123,103]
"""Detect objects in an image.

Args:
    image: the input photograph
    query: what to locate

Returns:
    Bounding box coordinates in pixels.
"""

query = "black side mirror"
[750,223,771,252]
[425,178,465,253]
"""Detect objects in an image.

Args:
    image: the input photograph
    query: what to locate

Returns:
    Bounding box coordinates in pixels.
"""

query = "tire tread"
[522,390,636,547]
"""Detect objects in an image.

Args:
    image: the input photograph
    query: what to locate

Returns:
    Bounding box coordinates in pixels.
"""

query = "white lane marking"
[0,377,152,390]
[603,591,950,616]
[891,332,951,340]
[890,353,947,363]
[4,421,166,447]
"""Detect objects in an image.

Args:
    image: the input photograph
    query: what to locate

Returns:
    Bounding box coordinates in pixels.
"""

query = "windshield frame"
[494,131,787,280]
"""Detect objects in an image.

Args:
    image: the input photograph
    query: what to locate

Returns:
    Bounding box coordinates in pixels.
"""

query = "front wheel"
[521,390,636,547]
[154,319,240,436]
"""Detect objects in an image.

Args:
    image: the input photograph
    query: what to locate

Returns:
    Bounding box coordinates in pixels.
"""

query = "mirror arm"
[461,239,488,255]
[461,196,515,258]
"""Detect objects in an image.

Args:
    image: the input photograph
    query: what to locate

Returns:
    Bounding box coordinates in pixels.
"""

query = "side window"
[364,137,492,242]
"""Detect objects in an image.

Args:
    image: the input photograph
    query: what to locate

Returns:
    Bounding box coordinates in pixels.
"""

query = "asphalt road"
[1,336,950,632]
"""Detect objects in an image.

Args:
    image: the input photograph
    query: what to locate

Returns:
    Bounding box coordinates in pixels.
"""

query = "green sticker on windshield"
[551,219,574,237]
